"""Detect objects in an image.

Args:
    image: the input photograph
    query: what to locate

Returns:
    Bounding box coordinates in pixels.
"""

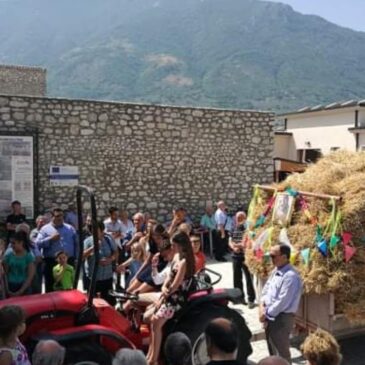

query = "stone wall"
[0,94,274,222]
[0,65,46,96]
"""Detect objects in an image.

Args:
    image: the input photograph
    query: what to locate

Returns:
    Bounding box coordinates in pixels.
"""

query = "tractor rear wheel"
[171,304,252,365]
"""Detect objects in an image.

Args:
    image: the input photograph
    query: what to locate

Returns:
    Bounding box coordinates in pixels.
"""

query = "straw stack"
[245,151,365,323]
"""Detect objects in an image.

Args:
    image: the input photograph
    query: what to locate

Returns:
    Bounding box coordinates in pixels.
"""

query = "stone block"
[0,97,8,107]
[127,203,137,210]
[98,113,108,122]
[80,129,94,136]
[146,202,158,209]
[9,100,28,108]
[143,115,154,122]
[80,120,89,127]
[13,112,25,120]
[192,110,204,117]
[44,115,57,123]
[70,125,80,135]
[124,127,132,135]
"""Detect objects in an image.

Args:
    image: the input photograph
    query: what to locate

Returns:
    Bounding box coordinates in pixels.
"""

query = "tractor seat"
[1,290,87,318]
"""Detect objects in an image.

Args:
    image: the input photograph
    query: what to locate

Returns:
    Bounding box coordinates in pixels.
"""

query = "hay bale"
[245,150,365,323]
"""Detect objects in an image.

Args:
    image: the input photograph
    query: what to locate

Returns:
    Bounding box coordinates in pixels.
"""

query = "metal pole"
[74,185,99,309]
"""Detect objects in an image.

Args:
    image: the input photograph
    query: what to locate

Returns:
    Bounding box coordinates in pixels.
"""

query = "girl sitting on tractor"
[117,241,146,288]
[146,231,196,365]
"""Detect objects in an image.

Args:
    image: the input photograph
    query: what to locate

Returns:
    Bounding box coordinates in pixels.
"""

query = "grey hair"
[112,349,147,365]
[36,215,45,223]
[15,223,31,235]
[133,212,145,221]
[32,340,66,365]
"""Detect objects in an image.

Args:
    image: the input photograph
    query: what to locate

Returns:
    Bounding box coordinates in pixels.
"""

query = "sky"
[267,0,365,32]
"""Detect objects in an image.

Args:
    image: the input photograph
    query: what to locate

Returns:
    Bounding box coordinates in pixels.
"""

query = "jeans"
[85,277,115,306]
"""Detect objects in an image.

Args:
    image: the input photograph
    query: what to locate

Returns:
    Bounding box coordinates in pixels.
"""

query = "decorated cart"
[244,151,365,336]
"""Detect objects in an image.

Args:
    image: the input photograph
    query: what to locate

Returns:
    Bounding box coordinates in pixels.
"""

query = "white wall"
[274,135,291,158]
[285,108,358,156]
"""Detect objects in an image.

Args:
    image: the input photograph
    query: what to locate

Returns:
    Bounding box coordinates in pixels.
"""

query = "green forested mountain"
[1,0,365,112]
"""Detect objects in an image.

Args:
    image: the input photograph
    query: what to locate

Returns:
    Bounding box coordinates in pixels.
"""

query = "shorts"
[155,303,176,319]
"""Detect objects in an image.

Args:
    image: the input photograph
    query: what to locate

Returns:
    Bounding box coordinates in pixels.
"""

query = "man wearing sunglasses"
[259,244,302,364]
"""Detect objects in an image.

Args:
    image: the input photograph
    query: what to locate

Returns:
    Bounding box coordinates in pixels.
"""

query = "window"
[297,149,322,163]
[360,146,365,151]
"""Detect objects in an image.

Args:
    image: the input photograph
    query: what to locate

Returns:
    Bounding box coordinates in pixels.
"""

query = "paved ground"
[206,256,365,365]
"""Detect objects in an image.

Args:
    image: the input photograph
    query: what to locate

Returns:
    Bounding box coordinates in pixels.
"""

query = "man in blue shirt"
[259,244,302,364]
[36,208,78,292]
[83,220,117,305]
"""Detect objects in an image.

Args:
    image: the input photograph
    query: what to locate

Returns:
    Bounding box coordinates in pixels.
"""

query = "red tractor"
[0,186,252,365]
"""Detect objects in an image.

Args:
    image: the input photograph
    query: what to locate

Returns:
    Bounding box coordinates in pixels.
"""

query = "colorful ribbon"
[344,245,356,263]
[317,239,328,257]
[301,248,311,265]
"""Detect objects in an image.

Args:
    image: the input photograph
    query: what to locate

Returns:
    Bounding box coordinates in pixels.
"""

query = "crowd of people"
[0,200,344,365]
[0,200,256,305]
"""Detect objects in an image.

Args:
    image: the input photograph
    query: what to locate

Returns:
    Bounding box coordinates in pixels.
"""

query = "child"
[190,235,206,273]
[53,251,75,291]
[3,231,35,297]
[117,242,146,288]
[0,305,31,365]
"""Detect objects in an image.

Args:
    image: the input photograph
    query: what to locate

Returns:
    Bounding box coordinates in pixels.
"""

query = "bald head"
[258,356,290,365]
[32,340,65,365]
[205,317,238,360]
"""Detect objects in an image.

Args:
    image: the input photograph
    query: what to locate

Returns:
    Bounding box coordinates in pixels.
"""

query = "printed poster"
[0,135,34,219]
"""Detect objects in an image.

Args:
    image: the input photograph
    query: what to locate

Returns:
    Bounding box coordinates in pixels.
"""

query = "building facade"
[0,64,47,97]
[0,94,274,221]
[274,100,365,164]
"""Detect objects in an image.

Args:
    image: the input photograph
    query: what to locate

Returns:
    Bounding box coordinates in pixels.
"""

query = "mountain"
[1,0,365,112]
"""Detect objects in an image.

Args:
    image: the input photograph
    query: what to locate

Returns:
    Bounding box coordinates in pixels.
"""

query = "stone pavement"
[206,257,365,365]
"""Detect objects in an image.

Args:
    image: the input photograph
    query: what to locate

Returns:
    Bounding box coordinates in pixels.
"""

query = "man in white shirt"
[104,207,124,287]
[119,210,135,244]
[104,207,123,249]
